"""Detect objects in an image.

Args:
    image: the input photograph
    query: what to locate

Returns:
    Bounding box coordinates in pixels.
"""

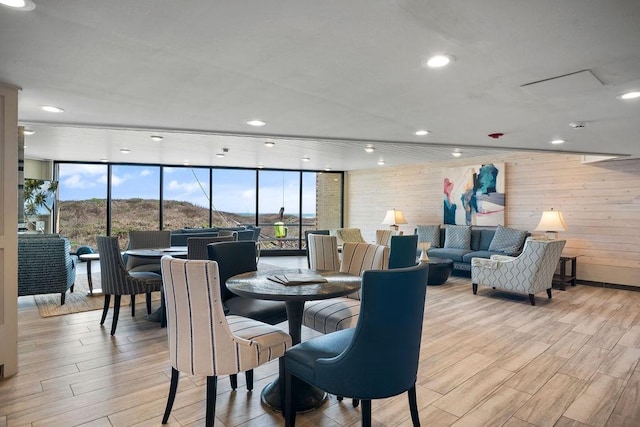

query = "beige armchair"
[375,229,393,246]
[471,238,565,305]
[334,228,366,246]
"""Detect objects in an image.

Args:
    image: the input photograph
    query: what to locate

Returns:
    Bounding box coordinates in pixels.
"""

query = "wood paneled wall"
[346,152,640,287]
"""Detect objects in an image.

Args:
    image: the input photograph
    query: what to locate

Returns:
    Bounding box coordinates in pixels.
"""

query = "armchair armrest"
[490,254,517,262]
[471,257,499,269]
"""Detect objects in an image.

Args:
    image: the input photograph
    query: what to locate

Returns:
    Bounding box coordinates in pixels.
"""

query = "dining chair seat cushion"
[128,264,163,275]
[303,297,360,334]
[226,297,289,325]
[286,328,354,383]
[226,315,292,367]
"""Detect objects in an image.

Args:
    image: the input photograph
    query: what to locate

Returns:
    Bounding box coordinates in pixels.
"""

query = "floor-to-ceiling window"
[162,166,211,230]
[258,170,301,249]
[211,169,257,227]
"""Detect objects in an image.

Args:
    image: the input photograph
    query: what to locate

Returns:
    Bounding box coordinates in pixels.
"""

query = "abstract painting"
[443,163,505,226]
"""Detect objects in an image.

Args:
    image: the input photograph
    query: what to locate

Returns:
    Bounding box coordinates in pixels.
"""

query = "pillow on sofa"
[488,225,528,255]
[416,225,441,248]
[444,225,471,249]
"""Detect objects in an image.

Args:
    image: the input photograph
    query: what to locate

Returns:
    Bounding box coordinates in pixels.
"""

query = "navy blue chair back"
[388,234,418,269]
[207,241,257,302]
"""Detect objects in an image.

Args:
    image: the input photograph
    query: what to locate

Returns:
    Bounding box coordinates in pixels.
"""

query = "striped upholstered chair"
[307,234,340,271]
[375,229,393,246]
[303,242,389,334]
[125,230,171,274]
[96,236,164,335]
[160,257,292,427]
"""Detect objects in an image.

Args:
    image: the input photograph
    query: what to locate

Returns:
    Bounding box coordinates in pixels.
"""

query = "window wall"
[54,162,343,254]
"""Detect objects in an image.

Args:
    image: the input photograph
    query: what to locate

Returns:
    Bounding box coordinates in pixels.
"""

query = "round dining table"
[226,268,361,413]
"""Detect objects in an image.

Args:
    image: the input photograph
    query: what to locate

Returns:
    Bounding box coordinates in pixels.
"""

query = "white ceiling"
[1,0,639,170]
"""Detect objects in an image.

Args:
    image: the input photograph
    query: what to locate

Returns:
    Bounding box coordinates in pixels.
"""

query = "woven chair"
[96,236,164,335]
[160,257,291,426]
[187,235,235,260]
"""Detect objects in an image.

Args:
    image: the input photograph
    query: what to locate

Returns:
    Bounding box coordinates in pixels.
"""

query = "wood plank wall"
[345,152,640,287]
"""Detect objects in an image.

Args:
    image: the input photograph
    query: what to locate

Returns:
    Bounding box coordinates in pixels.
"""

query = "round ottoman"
[424,257,454,285]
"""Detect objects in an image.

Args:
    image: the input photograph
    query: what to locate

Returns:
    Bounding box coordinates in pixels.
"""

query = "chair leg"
[131,294,136,317]
[361,399,372,427]
[111,295,122,335]
[229,374,238,390]
[146,292,152,314]
[160,292,167,328]
[353,398,360,407]
[285,370,296,427]
[547,288,552,299]
[100,294,111,325]
[408,385,420,426]
[528,294,536,306]
[61,292,66,305]
[245,369,254,391]
[162,367,180,424]
[337,396,344,401]
[278,358,285,418]
[472,283,478,295]
[205,376,217,427]
[71,284,74,292]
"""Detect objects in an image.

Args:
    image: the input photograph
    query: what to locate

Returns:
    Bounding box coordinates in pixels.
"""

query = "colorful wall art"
[443,163,505,226]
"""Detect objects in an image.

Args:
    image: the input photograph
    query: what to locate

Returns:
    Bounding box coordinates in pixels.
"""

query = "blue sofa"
[417,225,529,274]
[170,226,260,246]
[18,234,78,304]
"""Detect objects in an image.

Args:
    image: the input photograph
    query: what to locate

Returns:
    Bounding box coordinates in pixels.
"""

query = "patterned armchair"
[334,228,367,246]
[471,238,565,305]
[18,234,77,305]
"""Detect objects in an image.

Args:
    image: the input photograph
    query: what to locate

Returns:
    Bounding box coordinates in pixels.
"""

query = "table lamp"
[418,242,431,262]
[381,209,408,231]
[534,209,568,240]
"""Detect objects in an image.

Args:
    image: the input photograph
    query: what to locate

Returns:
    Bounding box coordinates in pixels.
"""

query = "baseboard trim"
[578,280,640,292]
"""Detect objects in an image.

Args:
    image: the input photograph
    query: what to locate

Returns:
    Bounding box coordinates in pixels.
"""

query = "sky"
[57,163,319,214]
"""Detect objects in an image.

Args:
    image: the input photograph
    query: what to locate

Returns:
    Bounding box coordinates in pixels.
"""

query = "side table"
[553,255,579,291]
[79,253,102,296]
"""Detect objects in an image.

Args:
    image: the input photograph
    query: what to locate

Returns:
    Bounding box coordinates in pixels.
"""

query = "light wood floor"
[2,256,640,426]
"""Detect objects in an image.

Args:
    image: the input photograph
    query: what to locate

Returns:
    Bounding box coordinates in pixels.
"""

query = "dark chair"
[160,257,291,427]
[284,263,430,426]
[388,234,419,269]
[207,241,287,325]
[186,235,235,260]
[304,229,330,268]
[126,230,171,274]
[96,236,163,335]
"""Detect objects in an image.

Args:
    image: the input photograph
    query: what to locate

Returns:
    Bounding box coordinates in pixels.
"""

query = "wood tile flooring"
[2,257,640,426]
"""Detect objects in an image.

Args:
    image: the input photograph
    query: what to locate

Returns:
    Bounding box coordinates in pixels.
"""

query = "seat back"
[126,230,171,271]
[340,242,389,299]
[187,235,235,260]
[217,230,240,240]
[388,234,418,269]
[305,229,331,268]
[161,257,240,376]
[308,234,340,271]
[97,235,132,295]
[335,228,367,246]
[314,263,429,398]
[375,229,393,246]
[207,241,258,302]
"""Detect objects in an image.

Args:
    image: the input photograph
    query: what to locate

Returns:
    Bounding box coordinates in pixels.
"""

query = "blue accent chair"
[388,234,419,269]
[284,263,429,426]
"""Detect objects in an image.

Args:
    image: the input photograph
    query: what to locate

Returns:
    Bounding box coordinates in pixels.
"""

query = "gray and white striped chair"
[307,234,340,271]
[126,230,171,274]
[303,242,389,334]
[375,229,393,246]
[160,257,292,427]
[96,236,164,335]
[186,235,235,260]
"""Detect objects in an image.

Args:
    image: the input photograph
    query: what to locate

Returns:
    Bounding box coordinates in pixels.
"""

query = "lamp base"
[545,231,559,240]
[419,250,429,262]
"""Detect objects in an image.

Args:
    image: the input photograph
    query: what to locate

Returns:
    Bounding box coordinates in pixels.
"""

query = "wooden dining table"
[226,268,361,413]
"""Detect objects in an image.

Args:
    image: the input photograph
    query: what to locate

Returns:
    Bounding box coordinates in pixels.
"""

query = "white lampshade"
[535,209,568,239]
[381,209,408,230]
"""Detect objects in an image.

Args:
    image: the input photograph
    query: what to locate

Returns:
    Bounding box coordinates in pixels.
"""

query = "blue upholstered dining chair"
[284,263,430,426]
[96,236,164,335]
[388,234,419,269]
[160,257,291,427]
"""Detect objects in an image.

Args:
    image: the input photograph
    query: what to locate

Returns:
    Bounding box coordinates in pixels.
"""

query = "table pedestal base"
[261,376,327,413]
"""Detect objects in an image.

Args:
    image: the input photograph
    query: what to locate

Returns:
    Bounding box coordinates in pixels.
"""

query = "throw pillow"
[444,225,471,249]
[488,225,528,255]
[416,224,441,248]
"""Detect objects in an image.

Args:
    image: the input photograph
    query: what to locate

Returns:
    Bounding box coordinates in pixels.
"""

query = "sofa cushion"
[488,225,528,255]
[416,225,441,248]
[427,248,472,262]
[444,225,471,249]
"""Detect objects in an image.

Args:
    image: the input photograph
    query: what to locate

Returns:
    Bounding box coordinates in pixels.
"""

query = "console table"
[553,255,579,291]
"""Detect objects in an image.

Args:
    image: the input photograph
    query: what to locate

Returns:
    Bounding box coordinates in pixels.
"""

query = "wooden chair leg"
[362,399,372,427]
[205,376,217,427]
[278,358,285,417]
[146,292,152,314]
[353,398,360,407]
[162,367,180,424]
[100,294,111,325]
[111,295,122,335]
[547,288,552,299]
[285,371,295,427]
[528,294,536,306]
[229,374,238,390]
[337,396,344,401]
[61,292,66,305]
[408,385,420,426]
[160,292,167,328]
[472,283,478,294]
[245,369,254,391]
[131,294,136,317]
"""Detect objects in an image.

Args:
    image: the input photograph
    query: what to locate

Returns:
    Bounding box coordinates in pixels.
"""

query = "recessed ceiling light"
[301,157,310,162]
[23,129,35,135]
[40,105,64,113]
[377,159,385,166]
[247,119,266,127]
[415,130,429,136]
[150,135,163,142]
[364,145,375,153]
[264,141,275,148]
[452,151,462,157]
[183,161,190,166]
[617,91,640,100]
[423,55,454,68]
[550,139,566,145]
[0,0,35,11]
[216,153,225,158]
[100,158,108,163]
[258,164,264,169]
[120,148,131,154]
[324,167,332,171]
[23,145,28,149]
